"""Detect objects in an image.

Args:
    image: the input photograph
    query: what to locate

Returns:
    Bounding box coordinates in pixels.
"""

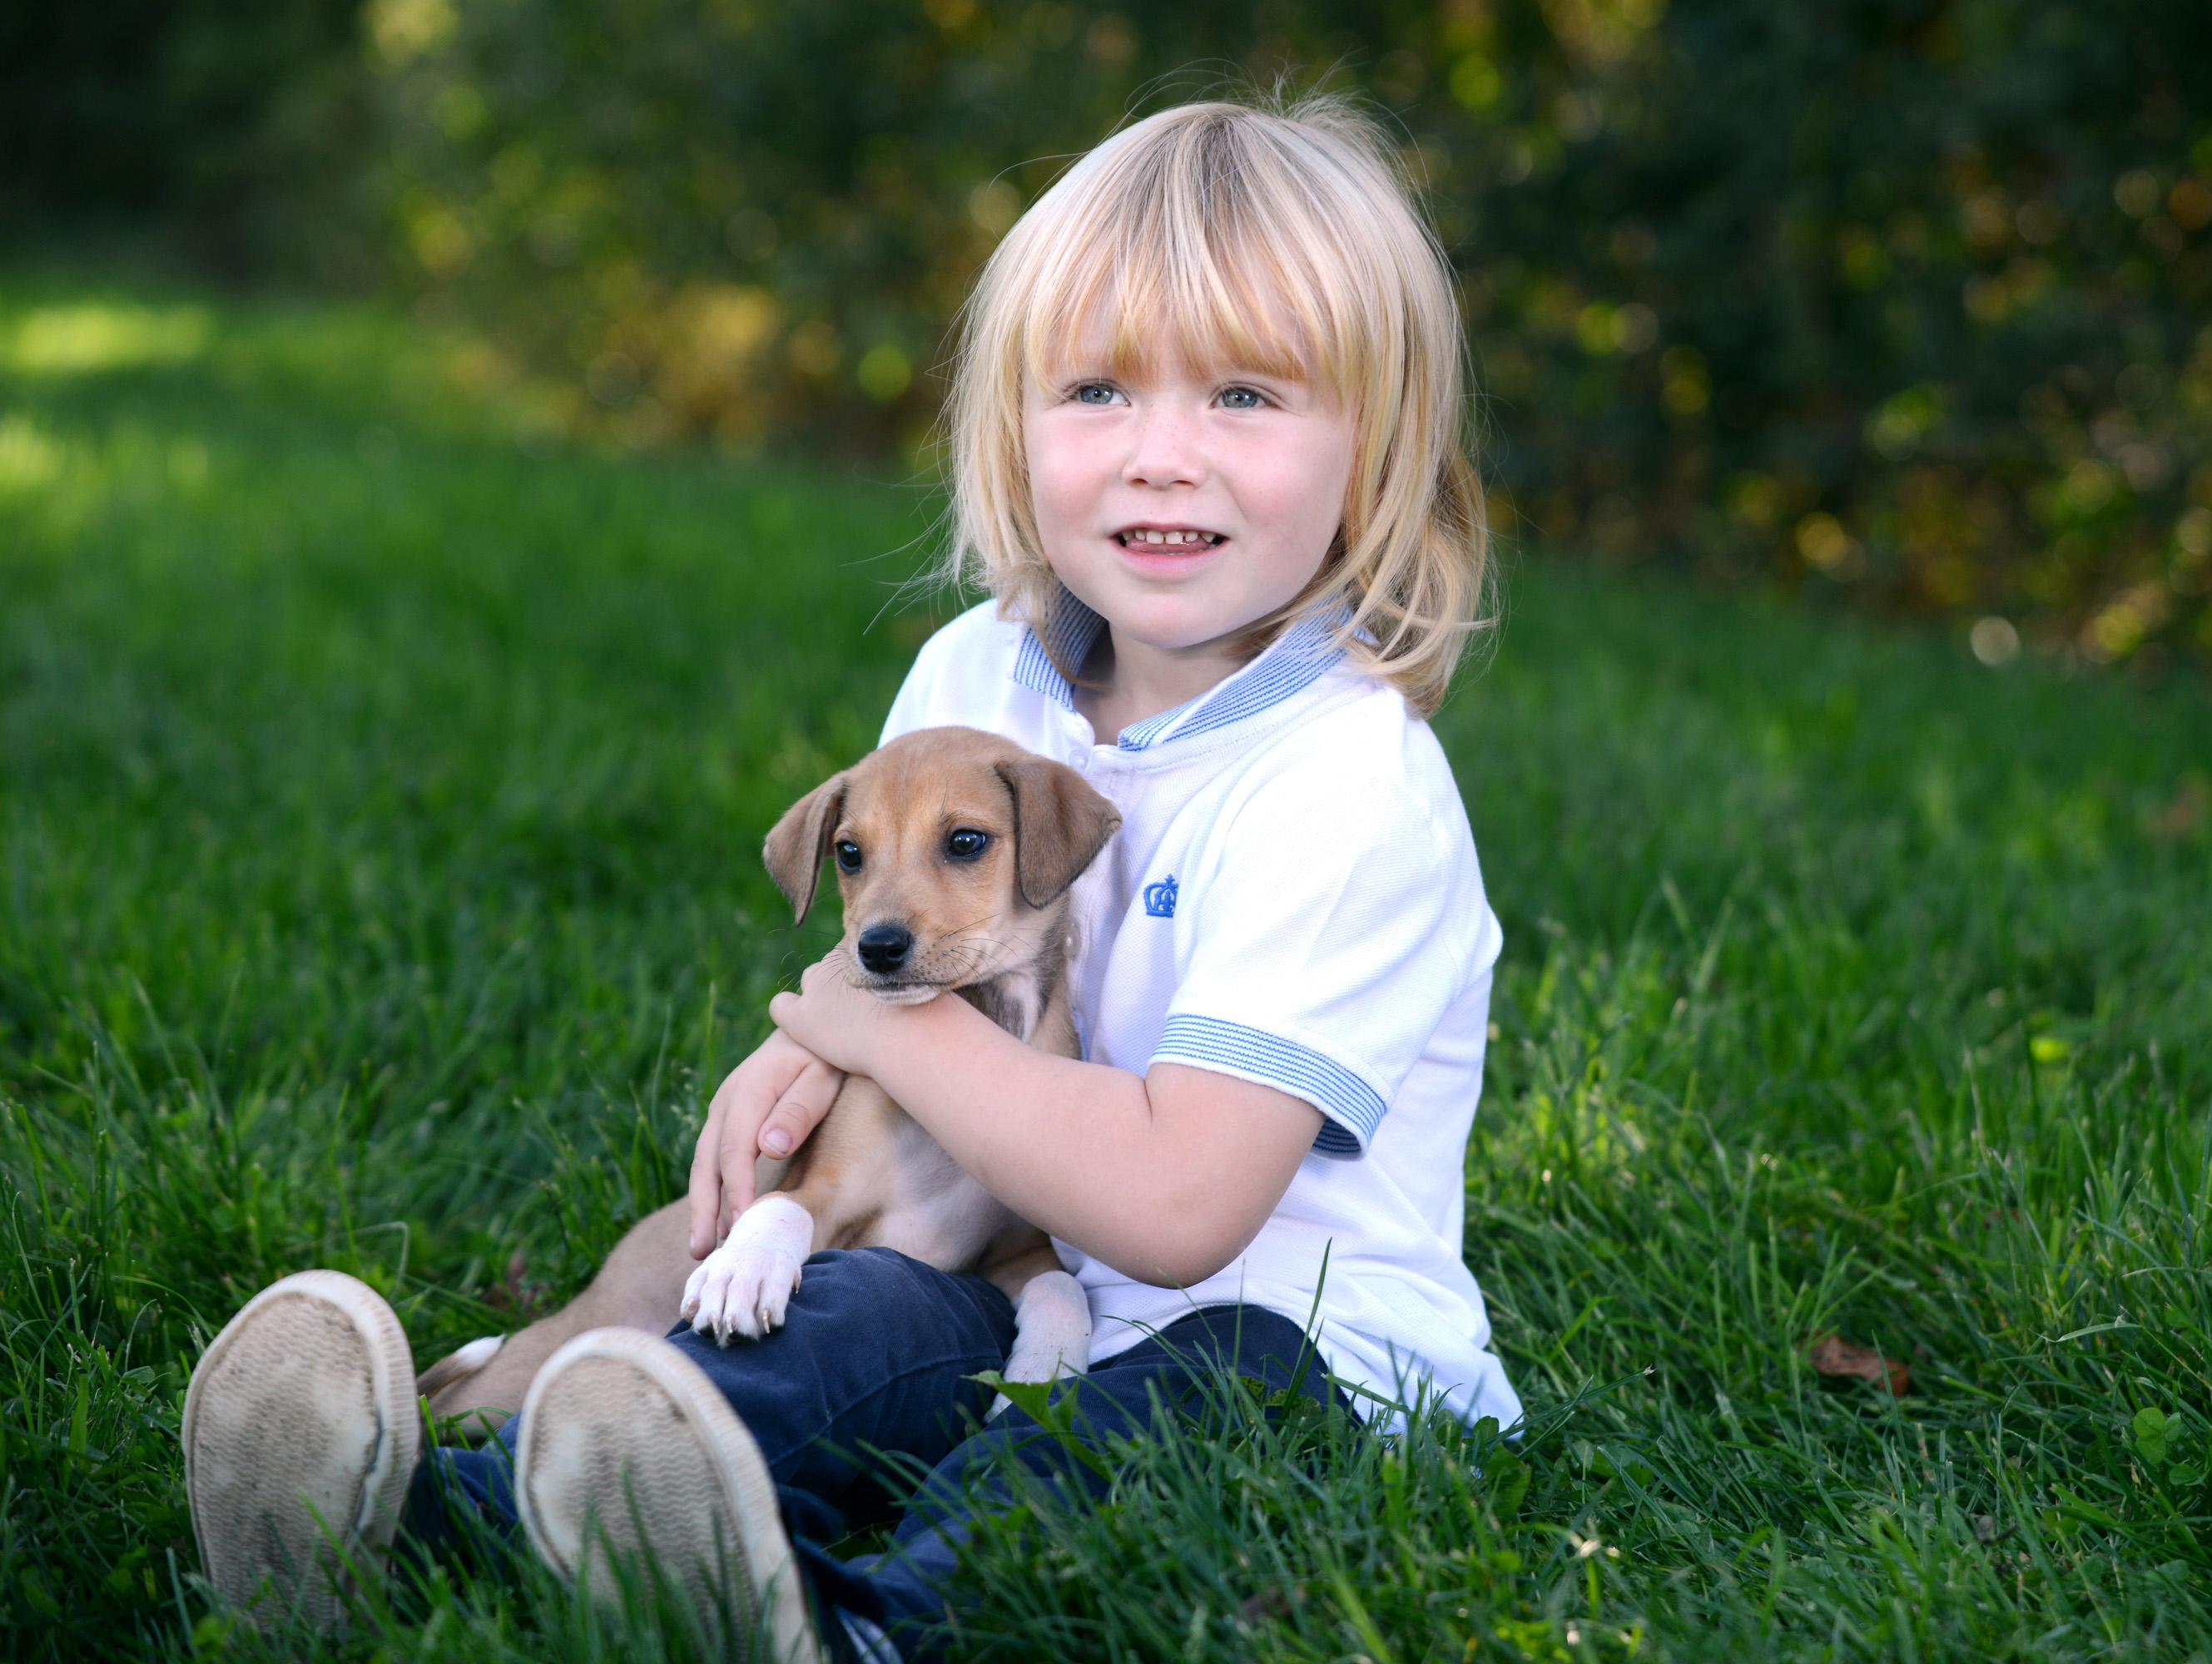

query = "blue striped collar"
[1009,592,1106,712]
[1010,590,1347,753]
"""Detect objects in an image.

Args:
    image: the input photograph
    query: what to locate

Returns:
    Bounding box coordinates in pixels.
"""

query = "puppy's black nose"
[856,924,914,975]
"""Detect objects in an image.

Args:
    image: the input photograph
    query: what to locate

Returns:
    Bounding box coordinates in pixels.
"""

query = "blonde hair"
[943,92,1490,716]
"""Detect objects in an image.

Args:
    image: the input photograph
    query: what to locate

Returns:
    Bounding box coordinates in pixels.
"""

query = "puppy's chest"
[869,1112,1014,1265]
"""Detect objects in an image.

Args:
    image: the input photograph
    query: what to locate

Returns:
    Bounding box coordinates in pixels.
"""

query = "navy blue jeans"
[405,1246,1346,1660]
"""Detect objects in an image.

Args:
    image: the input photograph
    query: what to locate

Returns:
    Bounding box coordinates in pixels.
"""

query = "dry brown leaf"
[1808,1333,1910,1395]
[1238,1585,1303,1624]
[484,1250,549,1317]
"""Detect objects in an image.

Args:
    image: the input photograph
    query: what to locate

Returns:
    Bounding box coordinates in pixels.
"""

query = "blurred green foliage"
[8,1,2212,664]
[0,1,374,273]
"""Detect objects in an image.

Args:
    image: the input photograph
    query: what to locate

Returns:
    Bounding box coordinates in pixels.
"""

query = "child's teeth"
[1124,529,1221,546]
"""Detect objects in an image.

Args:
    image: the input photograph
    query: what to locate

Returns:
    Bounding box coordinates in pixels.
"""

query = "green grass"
[1,273,2206,1662]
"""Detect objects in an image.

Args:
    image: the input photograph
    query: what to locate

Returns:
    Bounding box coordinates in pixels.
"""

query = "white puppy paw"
[679,1195,815,1345]
[991,1270,1093,1414]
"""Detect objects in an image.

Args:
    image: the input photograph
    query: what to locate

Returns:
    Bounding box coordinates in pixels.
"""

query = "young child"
[181,94,1521,1661]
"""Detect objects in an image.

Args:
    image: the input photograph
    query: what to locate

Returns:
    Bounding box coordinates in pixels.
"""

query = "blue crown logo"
[1143,875,1179,919]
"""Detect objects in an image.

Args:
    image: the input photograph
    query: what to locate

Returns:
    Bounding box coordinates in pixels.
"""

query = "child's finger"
[690,1048,785,1255]
[687,1083,737,1259]
[716,1099,766,1236]
[760,1060,843,1158]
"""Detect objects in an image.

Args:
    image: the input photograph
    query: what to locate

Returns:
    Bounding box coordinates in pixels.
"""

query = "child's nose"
[1123,404,1203,488]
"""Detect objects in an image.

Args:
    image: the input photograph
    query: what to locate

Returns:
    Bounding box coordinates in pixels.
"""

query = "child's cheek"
[1026,411,1116,554]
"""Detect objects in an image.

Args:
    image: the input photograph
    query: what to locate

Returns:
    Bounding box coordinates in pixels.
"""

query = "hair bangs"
[1018,116,1368,402]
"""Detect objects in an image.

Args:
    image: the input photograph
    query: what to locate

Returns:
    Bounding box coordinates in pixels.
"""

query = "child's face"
[1023,331,1355,661]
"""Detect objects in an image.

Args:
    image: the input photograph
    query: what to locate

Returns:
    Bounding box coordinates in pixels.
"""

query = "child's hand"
[765,953,914,1075]
[686,1028,845,1259]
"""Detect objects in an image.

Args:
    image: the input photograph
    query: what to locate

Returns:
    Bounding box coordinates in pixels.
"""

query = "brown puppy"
[416,726,1120,1428]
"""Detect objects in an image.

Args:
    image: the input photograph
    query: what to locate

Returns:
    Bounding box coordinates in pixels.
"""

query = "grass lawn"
[2,273,2207,1662]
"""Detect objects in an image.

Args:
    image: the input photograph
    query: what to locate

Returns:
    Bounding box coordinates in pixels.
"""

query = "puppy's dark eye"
[833,840,863,873]
[945,829,989,861]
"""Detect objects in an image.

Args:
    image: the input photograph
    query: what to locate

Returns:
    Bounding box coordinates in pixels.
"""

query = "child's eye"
[834,840,863,873]
[1074,383,1121,405]
[1218,385,1266,410]
[945,829,989,860]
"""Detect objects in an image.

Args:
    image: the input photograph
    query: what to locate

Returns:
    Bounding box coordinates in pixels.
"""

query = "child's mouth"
[1114,527,1226,548]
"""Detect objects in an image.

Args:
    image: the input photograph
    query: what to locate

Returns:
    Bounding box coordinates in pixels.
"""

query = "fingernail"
[763,1128,791,1156]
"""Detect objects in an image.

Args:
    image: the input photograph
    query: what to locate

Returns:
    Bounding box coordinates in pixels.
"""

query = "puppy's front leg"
[1001,1270,1092,1388]
[681,1194,817,1344]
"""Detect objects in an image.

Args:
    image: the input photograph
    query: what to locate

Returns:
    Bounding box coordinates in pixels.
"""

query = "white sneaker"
[515,1327,824,1663]
[181,1270,420,1628]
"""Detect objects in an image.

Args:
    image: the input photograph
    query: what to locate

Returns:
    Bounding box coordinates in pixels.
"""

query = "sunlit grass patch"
[3,301,213,376]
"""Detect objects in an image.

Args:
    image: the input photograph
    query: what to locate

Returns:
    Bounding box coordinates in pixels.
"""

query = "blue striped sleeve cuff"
[1151,1014,1387,1159]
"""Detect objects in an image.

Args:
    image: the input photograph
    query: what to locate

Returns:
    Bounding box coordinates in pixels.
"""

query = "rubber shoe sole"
[516,1328,822,1663]
[181,1270,419,1629]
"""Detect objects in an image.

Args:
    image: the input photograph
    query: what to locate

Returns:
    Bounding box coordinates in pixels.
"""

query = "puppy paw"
[682,1239,801,1342]
[679,1195,814,1344]
[999,1269,1092,1389]
[999,1341,1082,1387]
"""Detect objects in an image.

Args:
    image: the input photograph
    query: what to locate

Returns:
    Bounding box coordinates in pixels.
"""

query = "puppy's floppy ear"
[761,772,851,923]
[994,758,1122,909]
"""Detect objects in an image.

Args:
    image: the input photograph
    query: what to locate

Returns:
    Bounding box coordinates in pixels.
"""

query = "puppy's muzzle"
[855,924,914,977]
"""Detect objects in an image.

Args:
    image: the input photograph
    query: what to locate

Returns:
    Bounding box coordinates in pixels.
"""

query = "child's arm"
[781,956,1322,1285]
[691,956,1323,1286]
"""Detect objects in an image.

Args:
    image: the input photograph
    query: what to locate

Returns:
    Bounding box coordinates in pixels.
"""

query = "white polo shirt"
[880,596,1522,1429]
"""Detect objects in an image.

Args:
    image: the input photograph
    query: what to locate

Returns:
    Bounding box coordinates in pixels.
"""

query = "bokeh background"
[7,0,2210,670]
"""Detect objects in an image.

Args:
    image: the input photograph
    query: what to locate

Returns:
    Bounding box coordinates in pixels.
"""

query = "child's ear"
[994,759,1122,909]
[761,773,851,923]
